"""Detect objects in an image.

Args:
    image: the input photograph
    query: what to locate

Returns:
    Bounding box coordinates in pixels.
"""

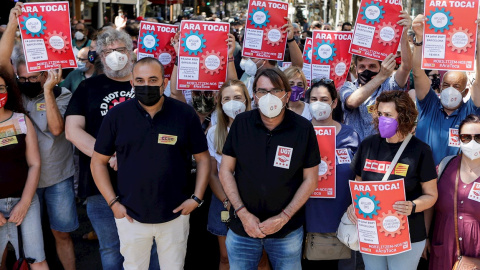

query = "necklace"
[462,158,480,173]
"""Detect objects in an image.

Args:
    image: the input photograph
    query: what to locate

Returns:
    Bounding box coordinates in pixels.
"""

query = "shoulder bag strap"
[382,133,413,182]
[454,158,462,259]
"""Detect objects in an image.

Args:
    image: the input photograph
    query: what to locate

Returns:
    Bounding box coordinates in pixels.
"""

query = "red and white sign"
[311,126,336,198]
[468,182,480,202]
[242,0,288,61]
[312,31,353,89]
[422,0,479,71]
[274,145,293,169]
[336,148,352,164]
[303,37,313,87]
[137,22,178,79]
[349,0,403,61]
[18,2,77,72]
[350,179,411,256]
[448,128,460,147]
[177,21,229,91]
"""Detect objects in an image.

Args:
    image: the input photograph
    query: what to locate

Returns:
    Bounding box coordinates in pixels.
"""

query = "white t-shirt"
[207,125,228,171]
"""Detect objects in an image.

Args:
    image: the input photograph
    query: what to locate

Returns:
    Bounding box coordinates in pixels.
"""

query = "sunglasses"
[459,134,480,144]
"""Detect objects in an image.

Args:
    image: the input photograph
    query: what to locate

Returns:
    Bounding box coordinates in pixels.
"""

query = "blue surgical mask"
[77,61,89,72]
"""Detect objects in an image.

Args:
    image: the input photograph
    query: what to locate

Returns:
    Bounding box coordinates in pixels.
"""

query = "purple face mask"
[289,86,305,102]
[378,116,398,138]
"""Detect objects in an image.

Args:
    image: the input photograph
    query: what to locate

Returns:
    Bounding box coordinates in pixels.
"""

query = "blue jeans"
[362,239,426,270]
[86,194,160,270]
[226,226,303,270]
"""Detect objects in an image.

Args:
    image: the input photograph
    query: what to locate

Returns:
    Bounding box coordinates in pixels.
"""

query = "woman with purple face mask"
[283,66,312,120]
[347,91,438,270]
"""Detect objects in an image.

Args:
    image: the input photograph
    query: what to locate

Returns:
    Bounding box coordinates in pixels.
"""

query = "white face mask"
[309,101,332,121]
[461,140,480,160]
[244,59,264,77]
[74,31,85,40]
[222,100,246,119]
[257,93,286,118]
[440,86,463,109]
[105,51,128,71]
[239,59,247,71]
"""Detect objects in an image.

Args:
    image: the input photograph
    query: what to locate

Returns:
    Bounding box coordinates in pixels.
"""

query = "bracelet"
[287,38,295,43]
[228,56,234,63]
[108,196,120,208]
[222,197,230,209]
[282,209,291,220]
[235,205,246,215]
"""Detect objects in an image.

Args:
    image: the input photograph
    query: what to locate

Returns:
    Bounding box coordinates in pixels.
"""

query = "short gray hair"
[13,54,26,73]
[96,28,133,54]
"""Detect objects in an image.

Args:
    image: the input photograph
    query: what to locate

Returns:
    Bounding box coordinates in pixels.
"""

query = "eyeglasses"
[77,57,88,62]
[460,134,480,144]
[311,78,335,88]
[17,72,44,83]
[254,88,285,97]
[0,85,7,93]
[102,47,128,55]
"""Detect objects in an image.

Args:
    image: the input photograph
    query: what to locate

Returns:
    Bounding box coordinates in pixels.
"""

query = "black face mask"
[357,69,379,86]
[88,50,97,64]
[192,94,216,114]
[19,82,43,98]
[135,85,162,106]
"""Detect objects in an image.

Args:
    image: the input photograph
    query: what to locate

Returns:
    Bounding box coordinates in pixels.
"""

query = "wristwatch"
[191,194,204,207]
[411,201,416,214]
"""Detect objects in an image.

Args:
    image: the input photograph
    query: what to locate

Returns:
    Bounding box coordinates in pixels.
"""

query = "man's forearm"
[288,40,303,68]
[219,170,243,209]
[0,14,16,73]
[65,125,96,157]
[346,76,386,109]
[91,154,116,203]
[44,91,65,136]
[283,166,318,217]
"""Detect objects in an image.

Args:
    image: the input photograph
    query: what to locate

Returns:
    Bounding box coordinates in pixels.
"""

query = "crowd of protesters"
[1,1,480,270]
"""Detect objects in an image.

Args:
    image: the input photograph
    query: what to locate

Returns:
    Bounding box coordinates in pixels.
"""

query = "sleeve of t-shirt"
[222,118,238,158]
[303,125,321,168]
[351,139,365,176]
[188,112,208,155]
[93,112,116,156]
[385,73,407,91]
[57,88,72,117]
[206,126,216,157]
[418,143,438,182]
[416,88,437,115]
[65,80,87,117]
[340,82,356,112]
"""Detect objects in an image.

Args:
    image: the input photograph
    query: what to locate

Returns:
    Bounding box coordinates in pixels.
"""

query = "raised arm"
[283,17,303,68]
[470,20,480,107]
[169,32,186,103]
[0,2,22,74]
[43,67,65,136]
[227,33,238,81]
[394,10,413,88]
[412,14,431,101]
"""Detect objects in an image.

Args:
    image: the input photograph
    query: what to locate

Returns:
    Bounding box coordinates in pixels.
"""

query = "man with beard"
[339,11,412,140]
[65,28,135,270]
[0,4,77,269]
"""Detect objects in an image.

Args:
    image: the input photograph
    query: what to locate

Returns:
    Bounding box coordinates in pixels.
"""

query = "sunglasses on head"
[459,134,480,144]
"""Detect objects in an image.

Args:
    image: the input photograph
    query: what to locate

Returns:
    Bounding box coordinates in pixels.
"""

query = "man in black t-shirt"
[219,68,320,268]
[91,58,210,270]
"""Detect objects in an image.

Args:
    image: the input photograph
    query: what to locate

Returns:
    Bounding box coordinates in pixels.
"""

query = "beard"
[102,59,133,79]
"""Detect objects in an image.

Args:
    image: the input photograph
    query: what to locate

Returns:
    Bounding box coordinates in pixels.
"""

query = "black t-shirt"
[94,97,208,223]
[65,74,134,198]
[223,109,320,238]
[351,134,437,243]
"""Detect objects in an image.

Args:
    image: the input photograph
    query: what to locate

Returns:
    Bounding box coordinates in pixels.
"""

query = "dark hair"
[0,69,26,114]
[133,57,165,78]
[305,79,344,122]
[341,22,352,30]
[253,68,291,93]
[353,54,381,66]
[459,114,480,134]
[373,91,417,137]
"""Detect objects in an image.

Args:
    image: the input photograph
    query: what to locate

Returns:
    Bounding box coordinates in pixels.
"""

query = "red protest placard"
[302,38,313,87]
[18,2,77,72]
[312,31,353,89]
[311,126,336,198]
[349,179,412,255]
[242,0,288,61]
[177,21,229,91]
[350,0,403,61]
[421,0,479,71]
[137,22,178,79]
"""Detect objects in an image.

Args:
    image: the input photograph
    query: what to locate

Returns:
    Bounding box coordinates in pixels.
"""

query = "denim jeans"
[86,195,160,270]
[226,226,303,270]
[362,239,426,270]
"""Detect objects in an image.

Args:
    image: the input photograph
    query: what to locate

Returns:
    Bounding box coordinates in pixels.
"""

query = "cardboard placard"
[349,179,412,256]
[311,126,336,198]
[242,0,289,60]
[302,37,313,87]
[349,0,403,61]
[421,0,479,71]
[177,21,229,91]
[137,22,178,79]
[18,2,77,72]
[312,31,353,89]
